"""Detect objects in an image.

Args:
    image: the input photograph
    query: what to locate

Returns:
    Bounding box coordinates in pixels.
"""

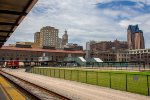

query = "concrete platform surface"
[2,69,150,100]
[0,75,25,100]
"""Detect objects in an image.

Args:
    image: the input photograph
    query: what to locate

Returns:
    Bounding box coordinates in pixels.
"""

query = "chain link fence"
[29,67,150,96]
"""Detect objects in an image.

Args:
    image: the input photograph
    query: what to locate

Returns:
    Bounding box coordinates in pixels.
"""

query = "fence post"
[42,68,44,75]
[77,70,79,82]
[96,71,98,85]
[49,69,50,76]
[86,71,87,83]
[109,73,111,88]
[43,68,45,75]
[147,75,149,96]
[39,68,41,74]
[50,69,52,76]
[54,69,55,77]
[70,70,72,80]
[64,69,65,79]
[59,69,60,78]
[46,68,48,76]
[33,68,35,73]
[48,68,49,76]
[41,68,42,75]
[38,68,40,74]
[32,68,34,73]
[126,73,128,91]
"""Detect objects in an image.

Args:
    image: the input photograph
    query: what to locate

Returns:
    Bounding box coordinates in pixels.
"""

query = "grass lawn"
[29,67,150,96]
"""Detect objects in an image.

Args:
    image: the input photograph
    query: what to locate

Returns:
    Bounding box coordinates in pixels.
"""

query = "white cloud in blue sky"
[5,0,150,49]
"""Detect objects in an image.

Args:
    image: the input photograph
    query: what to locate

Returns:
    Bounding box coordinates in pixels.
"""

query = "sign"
[133,76,138,81]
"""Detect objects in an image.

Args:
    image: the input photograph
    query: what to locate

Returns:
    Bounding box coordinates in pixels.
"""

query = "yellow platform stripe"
[0,76,26,100]
[0,84,10,100]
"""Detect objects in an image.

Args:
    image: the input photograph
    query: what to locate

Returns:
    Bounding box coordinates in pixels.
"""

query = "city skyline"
[5,0,150,49]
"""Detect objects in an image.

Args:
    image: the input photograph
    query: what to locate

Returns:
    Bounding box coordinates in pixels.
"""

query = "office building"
[34,26,59,49]
[127,25,145,49]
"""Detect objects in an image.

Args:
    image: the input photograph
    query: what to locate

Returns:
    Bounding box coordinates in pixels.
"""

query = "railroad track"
[0,70,70,100]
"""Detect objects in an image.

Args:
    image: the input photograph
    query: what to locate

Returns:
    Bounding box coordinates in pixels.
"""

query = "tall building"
[62,30,68,46]
[34,26,59,48]
[41,26,59,48]
[34,32,40,46]
[127,25,145,49]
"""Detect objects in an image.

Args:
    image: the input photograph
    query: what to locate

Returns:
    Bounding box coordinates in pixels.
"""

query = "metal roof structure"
[0,0,38,47]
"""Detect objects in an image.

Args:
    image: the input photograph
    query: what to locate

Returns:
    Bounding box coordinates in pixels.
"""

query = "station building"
[0,46,85,61]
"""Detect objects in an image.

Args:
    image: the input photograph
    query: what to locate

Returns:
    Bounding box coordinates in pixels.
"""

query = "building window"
[31,58,33,61]
[25,58,28,61]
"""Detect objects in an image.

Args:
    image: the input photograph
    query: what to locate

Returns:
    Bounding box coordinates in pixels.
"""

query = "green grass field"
[29,67,150,96]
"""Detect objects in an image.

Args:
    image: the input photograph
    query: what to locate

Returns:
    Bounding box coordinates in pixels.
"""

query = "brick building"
[90,39,128,52]
[91,51,116,62]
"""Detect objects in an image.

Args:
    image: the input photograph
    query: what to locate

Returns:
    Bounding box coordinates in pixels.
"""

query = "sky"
[5,0,150,49]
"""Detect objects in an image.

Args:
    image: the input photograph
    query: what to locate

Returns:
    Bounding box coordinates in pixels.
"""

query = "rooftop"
[128,24,140,34]
[0,46,85,54]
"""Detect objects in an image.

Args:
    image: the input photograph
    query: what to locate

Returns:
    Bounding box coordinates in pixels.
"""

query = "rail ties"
[0,70,70,100]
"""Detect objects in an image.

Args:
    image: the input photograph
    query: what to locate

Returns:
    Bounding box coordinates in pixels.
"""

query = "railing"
[29,67,150,96]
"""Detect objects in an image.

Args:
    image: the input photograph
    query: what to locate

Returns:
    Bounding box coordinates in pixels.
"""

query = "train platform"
[0,86,8,100]
[2,68,149,100]
[0,75,25,100]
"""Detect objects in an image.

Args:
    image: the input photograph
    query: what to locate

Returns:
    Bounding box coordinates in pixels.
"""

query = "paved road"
[3,69,150,100]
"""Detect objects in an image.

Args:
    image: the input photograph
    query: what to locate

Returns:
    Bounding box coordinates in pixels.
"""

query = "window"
[31,58,33,61]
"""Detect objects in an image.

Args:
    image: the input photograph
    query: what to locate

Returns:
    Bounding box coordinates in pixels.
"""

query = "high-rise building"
[127,25,145,49]
[34,26,59,48]
[34,32,40,46]
[62,30,68,46]
[41,26,59,48]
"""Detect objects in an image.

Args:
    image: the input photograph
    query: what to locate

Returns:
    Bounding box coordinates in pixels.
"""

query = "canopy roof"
[0,0,38,47]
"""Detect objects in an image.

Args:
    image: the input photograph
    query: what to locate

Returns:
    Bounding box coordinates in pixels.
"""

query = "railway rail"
[0,70,70,100]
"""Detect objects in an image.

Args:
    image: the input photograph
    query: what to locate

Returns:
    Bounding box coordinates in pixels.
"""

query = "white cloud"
[5,0,150,49]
